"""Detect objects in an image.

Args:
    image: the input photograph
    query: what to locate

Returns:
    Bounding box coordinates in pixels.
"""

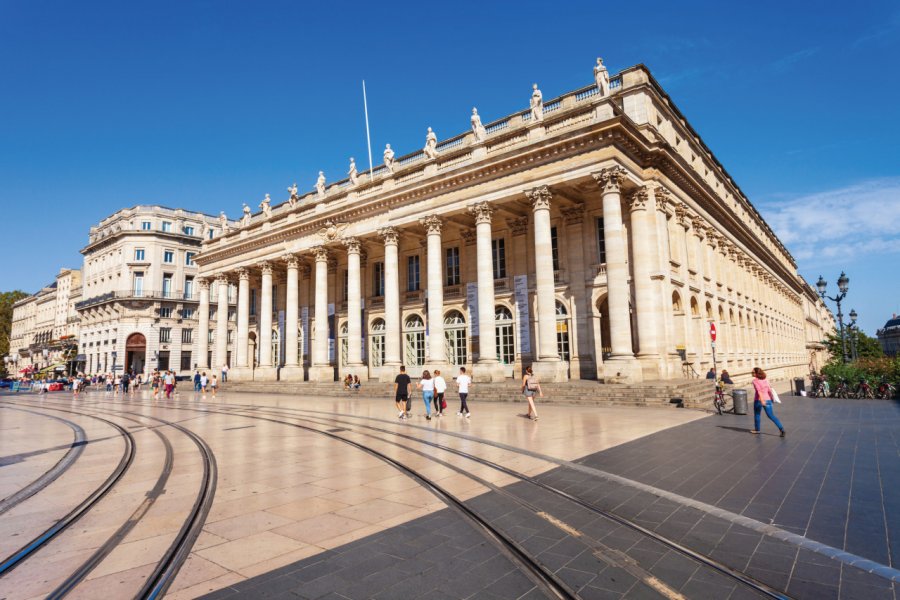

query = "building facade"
[195,62,821,384]
[76,206,236,376]
[799,281,835,373]
[877,315,900,357]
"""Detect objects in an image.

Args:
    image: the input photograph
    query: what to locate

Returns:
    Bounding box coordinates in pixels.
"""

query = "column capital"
[690,216,706,239]
[674,204,692,230]
[342,236,362,254]
[626,186,651,212]
[561,203,585,225]
[215,272,230,284]
[283,254,301,269]
[460,228,477,245]
[592,165,629,193]
[258,261,273,276]
[196,276,210,289]
[420,214,443,235]
[469,201,494,225]
[378,226,399,246]
[508,216,529,236]
[310,245,330,262]
[525,185,552,211]
[236,267,250,281]
[654,186,674,213]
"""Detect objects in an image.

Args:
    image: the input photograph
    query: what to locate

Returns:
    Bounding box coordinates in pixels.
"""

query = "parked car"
[0,378,16,389]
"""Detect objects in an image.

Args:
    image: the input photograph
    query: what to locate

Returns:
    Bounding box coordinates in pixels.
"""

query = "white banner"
[301,306,309,358]
[328,303,335,361]
[360,299,366,361]
[466,282,479,337]
[277,310,285,366]
[514,275,531,354]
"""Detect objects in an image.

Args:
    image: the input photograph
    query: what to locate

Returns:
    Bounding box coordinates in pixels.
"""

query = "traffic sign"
[709,322,717,342]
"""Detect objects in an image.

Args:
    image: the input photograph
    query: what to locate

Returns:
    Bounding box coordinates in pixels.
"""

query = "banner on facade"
[301,306,309,358]
[466,283,479,337]
[328,303,335,362]
[514,274,531,354]
[278,310,285,366]
[360,299,366,362]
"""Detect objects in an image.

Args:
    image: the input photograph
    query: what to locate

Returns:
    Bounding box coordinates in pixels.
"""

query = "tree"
[0,290,29,376]
[822,329,883,362]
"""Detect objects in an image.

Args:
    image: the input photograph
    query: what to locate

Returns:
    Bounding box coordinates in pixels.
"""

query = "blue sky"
[1,1,898,334]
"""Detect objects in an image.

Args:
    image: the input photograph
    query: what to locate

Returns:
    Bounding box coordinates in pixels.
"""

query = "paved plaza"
[0,386,896,599]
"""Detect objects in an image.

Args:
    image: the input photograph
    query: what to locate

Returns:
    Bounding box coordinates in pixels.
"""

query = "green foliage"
[821,329,883,360]
[821,356,900,388]
[0,290,29,376]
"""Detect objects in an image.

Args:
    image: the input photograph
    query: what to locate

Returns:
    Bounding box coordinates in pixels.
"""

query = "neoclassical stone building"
[195,61,821,383]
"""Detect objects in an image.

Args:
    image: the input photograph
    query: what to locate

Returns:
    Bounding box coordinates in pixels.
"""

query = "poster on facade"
[328,303,335,362]
[514,275,531,354]
[360,300,366,362]
[466,282,479,337]
[277,310,285,366]
[301,306,309,358]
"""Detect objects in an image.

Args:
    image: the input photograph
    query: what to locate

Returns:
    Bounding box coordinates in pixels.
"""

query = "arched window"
[705,301,713,320]
[404,315,425,366]
[443,310,467,366]
[672,291,683,313]
[495,306,515,364]
[339,322,349,366]
[690,297,700,317]
[370,318,385,367]
[271,328,280,366]
[555,301,570,362]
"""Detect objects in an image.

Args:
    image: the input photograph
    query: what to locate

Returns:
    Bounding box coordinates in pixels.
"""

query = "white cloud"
[760,178,900,265]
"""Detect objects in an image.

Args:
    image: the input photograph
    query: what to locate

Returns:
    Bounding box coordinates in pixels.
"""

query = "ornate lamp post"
[817,271,850,364]
[849,309,859,361]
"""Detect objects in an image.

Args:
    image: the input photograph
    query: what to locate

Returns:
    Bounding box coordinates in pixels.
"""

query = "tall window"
[445,247,460,286]
[556,301,570,362]
[181,329,193,344]
[373,262,385,297]
[404,315,425,366]
[141,221,151,231]
[551,226,560,271]
[133,271,144,297]
[444,311,467,366]
[495,306,515,364]
[134,248,145,261]
[596,218,606,264]
[340,322,349,366]
[162,275,173,298]
[492,238,506,279]
[184,277,194,299]
[208,229,215,240]
[250,289,256,316]
[185,252,196,266]
[161,221,172,233]
[182,308,194,319]
[342,270,349,300]
[370,319,386,367]
[184,225,195,236]
[163,250,174,263]
[407,255,420,292]
[160,307,173,318]
[208,329,214,343]
[159,327,172,343]
[271,329,280,366]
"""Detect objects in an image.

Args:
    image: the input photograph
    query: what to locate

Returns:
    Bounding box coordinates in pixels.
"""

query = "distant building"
[877,314,900,357]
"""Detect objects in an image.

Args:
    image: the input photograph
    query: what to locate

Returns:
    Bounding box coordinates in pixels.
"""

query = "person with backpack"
[521,366,543,421]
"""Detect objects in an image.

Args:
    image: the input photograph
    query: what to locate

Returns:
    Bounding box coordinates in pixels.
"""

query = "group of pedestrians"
[191,370,219,397]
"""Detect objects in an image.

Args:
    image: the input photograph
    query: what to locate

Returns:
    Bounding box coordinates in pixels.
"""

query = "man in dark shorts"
[394,366,411,419]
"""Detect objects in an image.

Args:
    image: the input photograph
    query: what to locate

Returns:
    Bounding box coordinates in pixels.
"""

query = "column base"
[474,361,508,383]
[602,357,644,383]
[531,360,570,383]
[254,366,278,382]
[308,365,336,382]
[280,365,306,382]
[341,365,368,382]
[379,363,403,382]
[229,367,253,382]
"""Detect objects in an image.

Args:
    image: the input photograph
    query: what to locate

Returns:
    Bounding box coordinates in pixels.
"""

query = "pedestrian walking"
[750,367,785,437]
[221,364,229,383]
[193,370,202,392]
[210,374,218,397]
[151,371,160,399]
[417,370,435,421]
[394,366,411,419]
[521,366,543,421]
[200,372,208,396]
[164,370,175,400]
[433,370,447,416]
[122,372,130,395]
[456,367,472,418]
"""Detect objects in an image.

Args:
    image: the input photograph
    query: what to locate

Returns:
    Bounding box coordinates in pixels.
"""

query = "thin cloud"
[772,46,819,73]
[852,11,900,47]
[760,178,900,265]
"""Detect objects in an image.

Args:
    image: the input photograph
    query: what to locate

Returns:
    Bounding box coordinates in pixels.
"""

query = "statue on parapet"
[383,144,395,174]
[259,194,272,218]
[594,57,610,97]
[287,182,299,207]
[200,220,209,239]
[530,83,543,122]
[471,108,487,142]
[348,157,358,186]
[219,211,230,233]
[423,127,438,159]
[240,203,251,227]
[316,171,326,198]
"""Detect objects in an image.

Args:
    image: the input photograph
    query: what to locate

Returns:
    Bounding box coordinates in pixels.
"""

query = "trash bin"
[794,377,805,396]
[732,389,748,415]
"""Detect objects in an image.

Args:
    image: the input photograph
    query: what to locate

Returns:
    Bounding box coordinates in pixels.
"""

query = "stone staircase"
[224,378,719,410]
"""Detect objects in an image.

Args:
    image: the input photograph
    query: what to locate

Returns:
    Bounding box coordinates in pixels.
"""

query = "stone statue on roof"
[530,83,543,122]
[348,157,358,186]
[594,57,610,97]
[383,144,395,174]
[316,171,326,198]
[219,211,230,233]
[471,108,487,142]
[241,203,251,227]
[423,127,438,159]
[287,182,299,207]
[259,194,272,218]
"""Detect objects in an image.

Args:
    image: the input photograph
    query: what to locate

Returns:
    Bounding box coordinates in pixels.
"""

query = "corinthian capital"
[592,165,629,193]
[196,276,210,289]
[342,236,362,254]
[236,267,250,281]
[283,254,301,269]
[626,186,651,212]
[525,185,552,211]
[690,217,706,238]
[310,245,330,262]
[420,215,443,236]
[468,201,494,225]
[215,272,229,284]
[258,261,273,276]
[378,226,399,246]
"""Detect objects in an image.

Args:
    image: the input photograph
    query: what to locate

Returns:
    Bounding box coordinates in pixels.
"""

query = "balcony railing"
[75,289,224,310]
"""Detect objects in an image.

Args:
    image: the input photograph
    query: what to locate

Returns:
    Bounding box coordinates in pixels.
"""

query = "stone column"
[524,187,567,382]
[421,216,447,370]
[593,167,639,381]
[561,203,593,379]
[196,277,210,369]
[231,268,251,380]
[255,261,277,380]
[343,237,367,380]
[627,186,663,378]
[469,202,506,381]
[378,227,401,380]
[689,218,707,371]
[214,273,229,373]
[308,246,334,381]
[281,255,304,381]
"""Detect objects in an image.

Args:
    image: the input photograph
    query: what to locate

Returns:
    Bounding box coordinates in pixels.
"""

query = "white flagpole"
[362,80,374,179]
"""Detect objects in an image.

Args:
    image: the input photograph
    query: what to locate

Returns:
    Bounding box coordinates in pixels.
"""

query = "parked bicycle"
[876,378,896,400]
[809,374,829,398]
[852,378,874,400]
[713,380,733,415]
[832,378,851,399]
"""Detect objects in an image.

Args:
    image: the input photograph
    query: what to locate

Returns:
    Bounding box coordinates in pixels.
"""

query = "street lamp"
[817,271,850,363]
[849,309,859,361]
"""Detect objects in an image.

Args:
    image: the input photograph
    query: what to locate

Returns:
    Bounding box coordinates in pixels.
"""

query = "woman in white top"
[200,372,208,395]
[521,366,543,421]
[416,370,435,421]
[432,370,447,417]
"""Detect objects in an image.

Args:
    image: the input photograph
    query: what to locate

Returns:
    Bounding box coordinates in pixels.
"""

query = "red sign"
[709,323,717,342]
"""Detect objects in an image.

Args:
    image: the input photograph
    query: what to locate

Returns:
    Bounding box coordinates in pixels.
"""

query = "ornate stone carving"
[592,165,629,193]
[530,83,543,122]
[471,108,487,141]
[460,228,477,245]
[258,261,273,276]
[348,158,358,186]
[626,186,651,212]
[423,127,438,159]
[240,204,251,228]
[317,219,348,243]
[653,187,674,213]
[525,185,552,211]
[343,236,362,254]
[327,256,338,274]
[215,272,230,284]
[508,216,529,236]
[674,204,691,229]
[196,276,210,289]
[316,171,326,198]
[219,211,230,233]
[287,183,299,208]
[378,226,399,245]
[283,254,300,269]
[562,204,585,225]
[420,215,443,236]
[690,217,706,238]
[469,201,494,225]
[310,246,330,262]
[236,267,250,281]
[383,144,395,174]
[259,194,272,218]
[299,264,312,278]
[594,57,610,97]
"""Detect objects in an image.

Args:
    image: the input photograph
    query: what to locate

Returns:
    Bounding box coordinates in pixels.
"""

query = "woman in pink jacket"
[750,367,785,437]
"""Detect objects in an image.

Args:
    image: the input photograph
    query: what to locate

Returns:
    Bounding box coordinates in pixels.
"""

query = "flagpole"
[362,80,374,179]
